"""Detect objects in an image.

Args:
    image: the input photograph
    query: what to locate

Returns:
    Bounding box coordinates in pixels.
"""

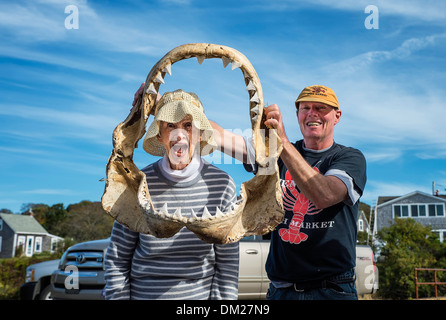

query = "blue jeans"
[266,269,358,300]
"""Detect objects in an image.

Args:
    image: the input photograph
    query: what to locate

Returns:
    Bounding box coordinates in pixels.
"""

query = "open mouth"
[171,142,189,158]
[306,121,322,127]
[102,43,284,244]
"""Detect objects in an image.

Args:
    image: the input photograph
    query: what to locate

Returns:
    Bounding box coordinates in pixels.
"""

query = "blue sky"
[1,0,445,213]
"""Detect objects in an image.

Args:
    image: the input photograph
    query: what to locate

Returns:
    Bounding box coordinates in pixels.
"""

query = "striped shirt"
[104,159,239,300]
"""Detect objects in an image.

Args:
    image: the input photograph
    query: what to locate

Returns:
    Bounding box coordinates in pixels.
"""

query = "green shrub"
[0,251,60,300]
[376,218,446,299]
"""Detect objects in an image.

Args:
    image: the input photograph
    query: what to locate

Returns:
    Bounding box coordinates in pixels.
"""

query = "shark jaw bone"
[102,43,284,244]
[137,177,247,243]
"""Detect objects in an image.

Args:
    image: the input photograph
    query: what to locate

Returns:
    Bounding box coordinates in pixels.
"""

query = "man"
[212,85,366,300]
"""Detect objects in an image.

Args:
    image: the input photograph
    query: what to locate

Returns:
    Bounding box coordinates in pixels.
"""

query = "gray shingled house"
[0,213,63,258]
[375,191,446,242]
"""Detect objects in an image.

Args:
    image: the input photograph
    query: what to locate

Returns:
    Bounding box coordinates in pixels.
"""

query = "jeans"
[266,269,358,300]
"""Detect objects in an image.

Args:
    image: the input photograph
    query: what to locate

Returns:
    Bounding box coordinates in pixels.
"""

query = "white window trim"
[358,219,364,231]
[34,237,42,253]
[25,236,34,257]
[392,203,445,218]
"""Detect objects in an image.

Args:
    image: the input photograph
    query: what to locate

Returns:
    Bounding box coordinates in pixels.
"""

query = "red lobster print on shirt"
[279,169,322,244]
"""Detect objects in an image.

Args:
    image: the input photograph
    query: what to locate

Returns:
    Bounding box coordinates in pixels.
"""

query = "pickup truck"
[22,236,377,299]
[20,259,59,300]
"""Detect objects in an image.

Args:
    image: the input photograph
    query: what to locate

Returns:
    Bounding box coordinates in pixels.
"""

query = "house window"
[17,236,25,252]
[394,205,409,217]
[25,236,34,257]
[358,219,364,231]
[0,219,3,231]
[433,230,446,243]
[393,203,445,218]
[0,236,2,253]
[51,238,59,253]
[35,237,42,253]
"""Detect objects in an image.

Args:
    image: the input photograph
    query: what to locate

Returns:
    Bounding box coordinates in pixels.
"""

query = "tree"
[61,201,114,242]
[376,218,446,299]
[18,201,113,243]
[20,203,50,225]
[45,203,68,235]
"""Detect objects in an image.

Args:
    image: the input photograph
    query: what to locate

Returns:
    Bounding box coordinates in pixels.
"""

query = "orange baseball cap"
[295,85,339,109]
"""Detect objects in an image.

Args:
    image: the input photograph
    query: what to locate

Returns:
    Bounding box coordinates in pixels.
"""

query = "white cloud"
[324,34,442,76]
[20,188,74,195]
[280,0,446,23]
[0,104,117,130]
[363,150,402,163]
[362,181,432,205]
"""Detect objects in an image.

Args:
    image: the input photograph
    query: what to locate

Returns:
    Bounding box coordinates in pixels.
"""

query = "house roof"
[377,190,446,207]
[0,213,49,234]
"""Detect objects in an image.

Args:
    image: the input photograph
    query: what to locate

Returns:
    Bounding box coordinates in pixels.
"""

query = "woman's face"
[157,115,201,170]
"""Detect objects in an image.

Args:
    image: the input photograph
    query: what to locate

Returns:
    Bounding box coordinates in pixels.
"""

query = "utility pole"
[367,200,376,246]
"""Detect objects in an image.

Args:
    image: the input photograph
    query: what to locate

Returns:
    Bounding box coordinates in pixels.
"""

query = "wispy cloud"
[324,34,442,75]
[363,150,402,163]
[20,188,74,195]
[363,181,432,204]
[275,0,446,23]
[0,104,118,144]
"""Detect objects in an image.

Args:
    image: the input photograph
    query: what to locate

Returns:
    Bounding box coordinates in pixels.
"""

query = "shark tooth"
[196,56,205,64]
[145,202,154,213]
[215,207,224,218]
[202,206,212,219]
[246,80,256,92]
[231,61,241,70]
[154,73,165,84]
[221,56,231,68]
[163,64,172,76]
[160,202,168,214]
[146,83,157,95]
[173,207,182,218]
[250,92,259,103]
[186,209,196,223]
[251,104,259,115]
[252,115,258,122]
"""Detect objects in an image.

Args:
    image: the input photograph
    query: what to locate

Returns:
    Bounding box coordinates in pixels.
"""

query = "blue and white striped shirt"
[104,159,239,300]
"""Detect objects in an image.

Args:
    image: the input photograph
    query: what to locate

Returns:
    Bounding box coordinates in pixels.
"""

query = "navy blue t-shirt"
[265,140,367,283]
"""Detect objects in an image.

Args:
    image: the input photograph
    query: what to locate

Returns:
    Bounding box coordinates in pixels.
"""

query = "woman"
[104,89,239,300]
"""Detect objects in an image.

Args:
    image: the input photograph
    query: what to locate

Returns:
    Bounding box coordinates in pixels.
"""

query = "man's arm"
[280,143,348,209]
[209,120,248,163]
[264,104,348,209]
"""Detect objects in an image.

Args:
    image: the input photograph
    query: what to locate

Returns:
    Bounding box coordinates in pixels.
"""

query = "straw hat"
[143,89,216,156]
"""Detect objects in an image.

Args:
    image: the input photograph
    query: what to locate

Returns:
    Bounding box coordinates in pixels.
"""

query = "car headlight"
[25,268,35,283]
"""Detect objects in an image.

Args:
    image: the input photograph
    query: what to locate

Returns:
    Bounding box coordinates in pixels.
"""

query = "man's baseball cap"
[295,85,339,109]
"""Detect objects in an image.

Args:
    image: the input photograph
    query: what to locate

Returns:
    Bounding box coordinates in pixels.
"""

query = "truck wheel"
[39,285,53,300]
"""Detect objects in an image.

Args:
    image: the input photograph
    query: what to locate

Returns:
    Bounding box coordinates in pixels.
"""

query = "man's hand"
[132,82,162,114]
[132,82,145,107]
[264,103,289,145]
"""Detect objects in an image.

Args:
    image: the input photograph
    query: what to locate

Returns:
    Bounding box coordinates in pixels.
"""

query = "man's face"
[158,115,201,170]
[296,101,341,149]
